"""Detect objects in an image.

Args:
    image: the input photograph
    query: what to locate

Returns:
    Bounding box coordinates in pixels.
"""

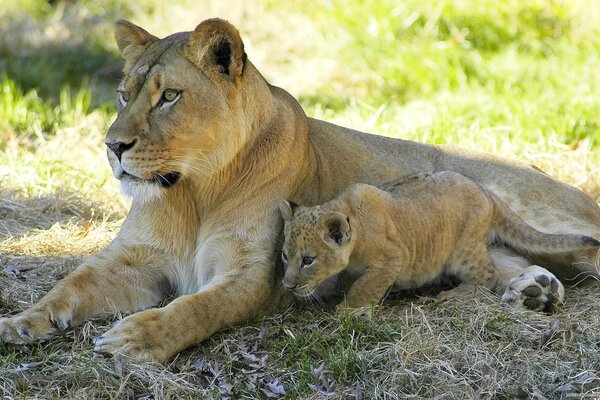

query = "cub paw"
[436,283,478,301]
[501,265,564,313]
[0,304,73,344]
[93,309,172,363]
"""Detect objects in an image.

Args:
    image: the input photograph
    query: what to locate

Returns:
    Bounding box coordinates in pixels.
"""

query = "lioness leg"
[500,265,565,312]
[488,248,565,312]
[0,245,172,344]
[93,261,271,363]
[340,265,398,309]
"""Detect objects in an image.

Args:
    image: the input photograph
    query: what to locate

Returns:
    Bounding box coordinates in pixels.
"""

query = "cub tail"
[490,195,600,255]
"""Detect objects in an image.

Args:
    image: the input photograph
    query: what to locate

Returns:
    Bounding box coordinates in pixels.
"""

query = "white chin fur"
[120,180,164,203]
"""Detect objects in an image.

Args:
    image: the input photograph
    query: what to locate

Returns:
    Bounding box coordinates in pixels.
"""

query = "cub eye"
[118,91,129,107]
[302,256,315,267]
[162,89,180,103]
[281,252,288,264]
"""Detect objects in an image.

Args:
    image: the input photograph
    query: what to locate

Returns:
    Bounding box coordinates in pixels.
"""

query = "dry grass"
[2,265,600,398]
[1,0,600,398]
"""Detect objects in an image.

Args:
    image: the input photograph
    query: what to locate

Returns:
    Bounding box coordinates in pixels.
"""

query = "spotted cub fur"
[279,172,599,310]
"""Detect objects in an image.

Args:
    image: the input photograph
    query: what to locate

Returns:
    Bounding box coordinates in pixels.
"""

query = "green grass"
[1,0,599,398]
[287,0,600,154]
[0,76,97,140]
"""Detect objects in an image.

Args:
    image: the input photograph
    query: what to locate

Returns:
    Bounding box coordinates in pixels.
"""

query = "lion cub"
[279,171,600,309]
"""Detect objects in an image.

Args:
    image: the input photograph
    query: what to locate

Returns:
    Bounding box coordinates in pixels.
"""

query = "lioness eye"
[162,89,180,102]
[302,256,315,267]
[118,91,128,107]
[281,252,288,263]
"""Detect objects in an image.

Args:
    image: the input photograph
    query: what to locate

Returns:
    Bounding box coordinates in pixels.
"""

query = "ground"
[0,0,599,398]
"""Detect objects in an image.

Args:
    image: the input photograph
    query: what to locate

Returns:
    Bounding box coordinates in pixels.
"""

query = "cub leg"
[340,264,398,310]
[438,244,499,300]
[0,245,172,344]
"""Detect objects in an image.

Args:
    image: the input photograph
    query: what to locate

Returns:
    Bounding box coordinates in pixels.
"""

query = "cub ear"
[278,200,300,222]
[320,212,351,246]
[184,18,247,80]
[115,19,158,69]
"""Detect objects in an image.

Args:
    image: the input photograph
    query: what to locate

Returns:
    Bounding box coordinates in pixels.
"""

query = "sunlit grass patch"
[0,76,100,141]
[275,0,600,100]
[0,110,118,200]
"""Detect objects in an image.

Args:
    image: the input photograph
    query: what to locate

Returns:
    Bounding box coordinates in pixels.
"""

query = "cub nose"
[283,281,298,291]
[106,139,136,161]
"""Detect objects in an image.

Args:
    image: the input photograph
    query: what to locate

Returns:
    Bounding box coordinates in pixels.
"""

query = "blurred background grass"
[0,0,599,201]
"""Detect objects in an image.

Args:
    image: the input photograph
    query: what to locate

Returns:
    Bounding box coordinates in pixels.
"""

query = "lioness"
[279,172,599,311]
[1,18,599,363]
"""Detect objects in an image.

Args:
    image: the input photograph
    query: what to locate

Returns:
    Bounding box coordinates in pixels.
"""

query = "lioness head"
[105,18,258,200]
[279,201,354,298]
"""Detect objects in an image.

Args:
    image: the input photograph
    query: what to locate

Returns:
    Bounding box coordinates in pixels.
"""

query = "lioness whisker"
[169,156,220,172]
[169,161,214,176]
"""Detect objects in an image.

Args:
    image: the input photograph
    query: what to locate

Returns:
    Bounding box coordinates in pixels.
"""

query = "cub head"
[278,201,353,298]
[105,18,254,201]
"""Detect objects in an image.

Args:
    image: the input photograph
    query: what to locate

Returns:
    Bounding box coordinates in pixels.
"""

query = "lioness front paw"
[93,309,173,363]
[0,303,74,344]
[501,265,564,313]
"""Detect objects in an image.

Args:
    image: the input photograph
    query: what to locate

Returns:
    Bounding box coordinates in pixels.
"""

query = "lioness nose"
[106,139,136,162]
[283,281,297,290]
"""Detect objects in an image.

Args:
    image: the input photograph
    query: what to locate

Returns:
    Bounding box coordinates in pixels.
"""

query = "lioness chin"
[0,18,598,363]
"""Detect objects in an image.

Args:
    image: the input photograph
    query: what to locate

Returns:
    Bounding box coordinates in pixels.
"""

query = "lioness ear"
[278,201,300,222]
[115,19,158,69]
[184,18,246,80]
[320,212,351,246]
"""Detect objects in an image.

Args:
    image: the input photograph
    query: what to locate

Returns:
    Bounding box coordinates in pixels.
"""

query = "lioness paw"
[0,305,73,344]
[93,309,172,363]
[501,265,564,313]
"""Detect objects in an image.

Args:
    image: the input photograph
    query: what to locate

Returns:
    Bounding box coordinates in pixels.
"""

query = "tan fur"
[279,172,599,309]
[1,19,599,362]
